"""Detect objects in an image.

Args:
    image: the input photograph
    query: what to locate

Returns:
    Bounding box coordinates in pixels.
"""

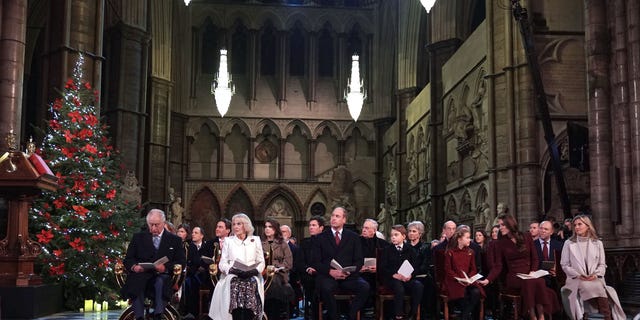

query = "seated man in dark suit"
[359,219,389,315]
[184,226,215,318]
[311,207,370,320]
[121,209,187,320]
[536,220,563,288]
[296,215,325,320]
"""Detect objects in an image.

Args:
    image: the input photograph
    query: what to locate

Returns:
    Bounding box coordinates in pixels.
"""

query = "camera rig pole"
[511,0,571,219]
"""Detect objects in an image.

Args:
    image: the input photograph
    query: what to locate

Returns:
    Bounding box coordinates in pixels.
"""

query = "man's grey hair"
[147,209,166,222]
[364,218,378,230]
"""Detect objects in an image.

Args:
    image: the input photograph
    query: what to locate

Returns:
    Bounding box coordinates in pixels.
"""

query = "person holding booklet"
[209,213,266,320]
[443,228,484,320]
[481,214,559,320]
[184,226,215,318]
[559,215,625,320]
[311,206,369,320]
[261,218,294,320]
[379,225,423,320]
[121,209,187,320]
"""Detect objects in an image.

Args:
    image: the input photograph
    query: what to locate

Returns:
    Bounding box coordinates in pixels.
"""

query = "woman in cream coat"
[209,213,266,320]
[560,215,625,320]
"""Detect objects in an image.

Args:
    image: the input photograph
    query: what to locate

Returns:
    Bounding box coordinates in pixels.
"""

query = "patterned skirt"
[229,276,262,320]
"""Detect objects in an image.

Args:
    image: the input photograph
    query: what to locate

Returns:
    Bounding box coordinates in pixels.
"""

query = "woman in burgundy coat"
[481,214,560,320]
[443,228,484,320]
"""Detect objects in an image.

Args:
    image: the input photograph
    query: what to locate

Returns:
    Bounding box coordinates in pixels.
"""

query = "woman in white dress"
[560,215,625,320]
[209,213,265,320]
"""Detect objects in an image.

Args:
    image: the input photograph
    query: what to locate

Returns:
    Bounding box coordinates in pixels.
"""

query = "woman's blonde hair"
[232,213,255,236]
[569,215,598,241]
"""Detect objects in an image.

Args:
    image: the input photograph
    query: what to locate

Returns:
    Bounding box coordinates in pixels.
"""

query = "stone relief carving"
[407,149,418,186]
[121,170,142,206]
[329,165,356,220]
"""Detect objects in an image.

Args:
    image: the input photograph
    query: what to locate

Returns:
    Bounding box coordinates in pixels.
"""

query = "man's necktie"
[396,245,402,251]
[153,236,160,250]
[542,241,549,260]
[335,231,341,245]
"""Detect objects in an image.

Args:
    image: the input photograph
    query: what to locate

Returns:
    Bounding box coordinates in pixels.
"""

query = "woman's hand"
[477,279,489,286]
[579,274,597,281]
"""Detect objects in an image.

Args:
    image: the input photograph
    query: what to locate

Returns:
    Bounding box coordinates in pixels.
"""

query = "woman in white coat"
[209,213,266,320]
[560,215,625,320]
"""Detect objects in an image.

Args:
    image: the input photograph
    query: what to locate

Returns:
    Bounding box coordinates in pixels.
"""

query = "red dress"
[443,247,485,300]
[486,234,560,314]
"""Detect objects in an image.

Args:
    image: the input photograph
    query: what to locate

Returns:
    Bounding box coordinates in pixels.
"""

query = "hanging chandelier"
[184,0,191,6]
[420,0,436,12]
[211,49,234,117]
[345,54,366,121]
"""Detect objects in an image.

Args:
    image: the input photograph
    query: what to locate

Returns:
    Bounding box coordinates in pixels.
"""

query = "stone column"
[278,138,285,179]
[0,0,26,148]
[248,29,258,107]
[217,136,224,179]
[248,137,255,180]
[307,139,317,181]
[307,31,317,105]
[586,0,613,238]
[277,31,288,109]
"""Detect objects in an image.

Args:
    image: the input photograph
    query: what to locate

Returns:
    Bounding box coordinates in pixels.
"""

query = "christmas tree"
[29,54,141,310]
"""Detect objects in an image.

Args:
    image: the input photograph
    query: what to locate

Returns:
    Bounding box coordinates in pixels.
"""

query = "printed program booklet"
[397,260,414,278]
[139,256,169,270]
[516,269,549,279]
[330,259,357,273]
[232,260,261,272]
[454,271,483,284]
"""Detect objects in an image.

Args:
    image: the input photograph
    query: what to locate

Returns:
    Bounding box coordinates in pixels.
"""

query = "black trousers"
[316,275,370,320]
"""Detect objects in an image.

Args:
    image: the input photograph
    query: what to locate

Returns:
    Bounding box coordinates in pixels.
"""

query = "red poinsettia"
[64,130,75,143]
[72,205,89,217]
[53,98,63,110]
[69,238,85,252]
[49,263,65,276]
[106,189,116,199]
[84,114,98,127]
[53,196,67,209]
[77,128,93,139]
[68,110,82,123]
[91,232,106,241]
[84,143,97,154]
[49,120,61,130]
[36,229,54,244]
[53,249,63,257]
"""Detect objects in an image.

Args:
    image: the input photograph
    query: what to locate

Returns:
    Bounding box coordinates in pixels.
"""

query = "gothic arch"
[226,10,254,30]
[220,118,252,137]
[224,184,256,219]
[255,118,282,139]
[285,14,312,31]
[192,11,224,29]
[342,16,373,34]
[344,121,374,141]
[188,186,222,240]
[475,184,488,209]
[305,188,329,219]
[255,10,286,31]
[314,14,341,33]
[313,120,342,140]
[460,189,473,219]
[284,120,312,139]
[445,195,458,221]
[258,185,304,221]
[186,118,220,138]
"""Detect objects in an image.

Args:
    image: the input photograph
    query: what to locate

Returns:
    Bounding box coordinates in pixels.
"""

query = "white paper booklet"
[454,271,483,284]
[363,258,376,268]
[330,259,357,273]
[516,269,549,279]
[232,260,261,272]
[139,256,169,270]
[397,260,414,278]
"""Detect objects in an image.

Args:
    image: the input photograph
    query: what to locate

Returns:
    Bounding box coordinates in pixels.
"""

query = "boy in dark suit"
[122,209,186,320]
[311,207,370,320]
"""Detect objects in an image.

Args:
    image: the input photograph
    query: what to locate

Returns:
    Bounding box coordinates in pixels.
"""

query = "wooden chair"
[498,287,521,320]
[318,289,361,320]
[198,263,220,319]
[376,284,421,320]
[115,262,186,320]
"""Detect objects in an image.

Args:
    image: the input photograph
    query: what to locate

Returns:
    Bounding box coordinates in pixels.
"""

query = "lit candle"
[102,301,109,311]
[84,299,93,312]
[94,301,101,312]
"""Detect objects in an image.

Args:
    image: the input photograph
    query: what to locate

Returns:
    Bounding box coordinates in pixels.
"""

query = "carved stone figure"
[376,203,390,236]
[171,197,184,226]
[329,166,355,220]
[120,171,142,206]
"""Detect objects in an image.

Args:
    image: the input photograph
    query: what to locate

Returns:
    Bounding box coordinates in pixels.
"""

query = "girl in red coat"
[444,227,484,320]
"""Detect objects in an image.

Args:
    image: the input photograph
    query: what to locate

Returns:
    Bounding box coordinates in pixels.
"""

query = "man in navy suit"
[185,226,215,318]
[535,220,563,288]
[122,209,187,320]
[311,207,370,320]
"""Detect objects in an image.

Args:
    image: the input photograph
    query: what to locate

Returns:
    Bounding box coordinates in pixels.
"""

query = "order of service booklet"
[454,271,483,284]
[516,269,549,279]
[139,256,169,270]
[330,259,357,273]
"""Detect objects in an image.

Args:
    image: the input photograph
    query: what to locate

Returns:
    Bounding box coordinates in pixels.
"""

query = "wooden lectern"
[0,143,57,286]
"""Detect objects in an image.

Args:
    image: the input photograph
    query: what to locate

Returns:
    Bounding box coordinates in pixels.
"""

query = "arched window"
[289,24,306,76]
[318,26,334,77]
[260,23,276,76]
[231,22,248,75]
[201,18,218,74]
